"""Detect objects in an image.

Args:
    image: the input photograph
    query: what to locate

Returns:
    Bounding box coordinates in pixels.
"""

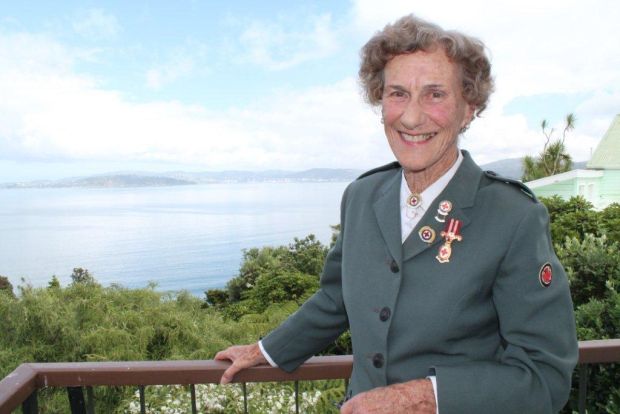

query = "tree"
[203,288,228,307]
[48,275,61,289]
[600,203,620,245]
[522,113,575,181]
[226,246,290,302]
[330,224,341,248]
[284,235,328,277]
[0,276,15,298]
[540,196,600,245]
[246,271,320,312]
[556,234,620,412]
[70,268,97,286]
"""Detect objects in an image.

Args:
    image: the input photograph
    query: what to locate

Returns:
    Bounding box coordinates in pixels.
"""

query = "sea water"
[0,182,349,297]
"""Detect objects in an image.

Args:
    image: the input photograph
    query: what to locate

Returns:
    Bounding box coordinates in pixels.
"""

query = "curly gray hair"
[359,15,494,116]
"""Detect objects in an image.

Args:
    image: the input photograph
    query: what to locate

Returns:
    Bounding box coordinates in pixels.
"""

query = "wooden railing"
[1,340,619,414]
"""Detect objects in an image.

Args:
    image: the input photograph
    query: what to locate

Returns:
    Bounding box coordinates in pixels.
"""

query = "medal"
[418,226,436,243]
[438,200,452,214]
[407,193,423,208]
[436,218,463,263]
[434,200,452,222]
[405,192,423,219]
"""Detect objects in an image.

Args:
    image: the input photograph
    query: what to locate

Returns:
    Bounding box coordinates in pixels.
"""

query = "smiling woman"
[215,14,578,414]
[380,51,474,193]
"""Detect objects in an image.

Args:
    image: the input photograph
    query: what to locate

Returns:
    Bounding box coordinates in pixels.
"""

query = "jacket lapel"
[373,170,403,264]
[402,150,483,262]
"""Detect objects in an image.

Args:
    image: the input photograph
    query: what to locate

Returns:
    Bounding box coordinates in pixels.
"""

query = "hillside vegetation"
[1,197,618,413]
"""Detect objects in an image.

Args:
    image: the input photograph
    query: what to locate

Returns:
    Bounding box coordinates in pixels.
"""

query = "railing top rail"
[0,364,37,413]
[29,355,353,387]
[1,339,619,413]
[577,338,620,364]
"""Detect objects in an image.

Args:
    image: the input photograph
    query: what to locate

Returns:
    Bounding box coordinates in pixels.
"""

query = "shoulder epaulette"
[483,170,538,201]
[357,161,401,180]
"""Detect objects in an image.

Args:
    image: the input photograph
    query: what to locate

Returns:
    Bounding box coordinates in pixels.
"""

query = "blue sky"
[1,0,619,181]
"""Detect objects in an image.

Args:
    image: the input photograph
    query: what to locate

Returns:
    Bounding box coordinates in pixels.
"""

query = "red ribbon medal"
[436,218,463,263]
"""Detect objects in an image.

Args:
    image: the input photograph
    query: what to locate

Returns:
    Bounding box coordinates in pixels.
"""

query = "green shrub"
[556,234,620,412]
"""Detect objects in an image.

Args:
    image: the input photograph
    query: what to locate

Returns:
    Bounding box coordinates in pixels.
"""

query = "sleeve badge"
[539,263,553,287]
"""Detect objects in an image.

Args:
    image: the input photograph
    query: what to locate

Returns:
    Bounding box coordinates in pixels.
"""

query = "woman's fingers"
[215,343,266,384]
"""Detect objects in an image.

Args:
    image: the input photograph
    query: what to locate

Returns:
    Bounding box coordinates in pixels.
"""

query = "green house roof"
[587,114,620,169]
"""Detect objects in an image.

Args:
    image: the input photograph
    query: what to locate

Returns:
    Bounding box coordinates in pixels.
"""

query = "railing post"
[578,364,588,414]
[21,390,38,414]
[242,383,248,414]
[67,387,87,414]
[139,385,146,414]
[294,381,299,414]
[190,384,197,414]
[85,386,94,414]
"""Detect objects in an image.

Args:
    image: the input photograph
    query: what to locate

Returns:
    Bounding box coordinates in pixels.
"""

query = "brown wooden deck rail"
[1,340,619,414]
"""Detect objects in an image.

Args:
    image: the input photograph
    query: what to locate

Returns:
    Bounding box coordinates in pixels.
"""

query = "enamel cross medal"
[436,218,463,263]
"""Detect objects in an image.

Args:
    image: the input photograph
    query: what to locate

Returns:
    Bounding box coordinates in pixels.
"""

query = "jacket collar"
[373,150,483,263]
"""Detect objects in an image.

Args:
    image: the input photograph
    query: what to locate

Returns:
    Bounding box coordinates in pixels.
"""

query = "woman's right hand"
[214,343,268,384]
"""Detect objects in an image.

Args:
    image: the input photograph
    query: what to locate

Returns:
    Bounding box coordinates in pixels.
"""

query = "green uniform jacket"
[262,151,578,413]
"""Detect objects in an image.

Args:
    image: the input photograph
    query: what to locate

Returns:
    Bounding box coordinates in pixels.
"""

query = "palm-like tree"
[522,113,575,181]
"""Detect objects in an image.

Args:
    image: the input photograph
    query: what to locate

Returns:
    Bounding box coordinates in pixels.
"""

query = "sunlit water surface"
[0,182,348,296]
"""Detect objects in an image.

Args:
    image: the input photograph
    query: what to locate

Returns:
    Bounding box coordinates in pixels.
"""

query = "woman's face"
[381,49,474,181]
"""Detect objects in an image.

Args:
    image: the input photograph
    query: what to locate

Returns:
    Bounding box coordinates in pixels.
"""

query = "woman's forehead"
[384,50,460,85]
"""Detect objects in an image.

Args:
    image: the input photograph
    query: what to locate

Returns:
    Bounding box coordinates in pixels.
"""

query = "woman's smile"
[399,131,438,144]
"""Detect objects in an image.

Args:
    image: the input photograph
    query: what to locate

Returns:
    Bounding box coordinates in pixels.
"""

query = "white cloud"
[238,13,339,70]
[2,1,619,175]
[0,32,76,75]
[0,31,389,170]
[72,8,120,40]
[145,41,208,90]
[348,0,620,164]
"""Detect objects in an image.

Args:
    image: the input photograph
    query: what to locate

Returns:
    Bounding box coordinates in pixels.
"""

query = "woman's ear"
[462,104,476,128]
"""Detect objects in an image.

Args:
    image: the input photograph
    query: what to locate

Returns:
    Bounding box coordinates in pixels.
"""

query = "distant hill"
[0,159,590,189]
[480,159,587,180]
[0,169,364,189]
[1,174,195,189]
[480,158,524,179]
[165,168,362,183]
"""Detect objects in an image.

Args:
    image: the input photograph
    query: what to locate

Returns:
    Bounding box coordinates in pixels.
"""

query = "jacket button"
[389,260,399,273]
[379,307,391,322]
[372,353,384,368]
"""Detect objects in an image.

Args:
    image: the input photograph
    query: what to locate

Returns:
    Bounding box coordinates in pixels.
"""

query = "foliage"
[555,234,620,412]
[558,235,620,308]
[122,381,342,414]
[541,195,601,246]
[0,275,15,298]
[0,278,278,412]
[70,267,99,286]
[539,195,620,413]
[207,234,329,317]
[4,209,620,412]
[540,196,616,247]
[600,203,620,245]
[330,224,341,248]
[286,234,329,276]
[227,246,290,302]
[47,275,61,289]
[204,288,228,307]
[246,271,320,313]
[522,113,575,181]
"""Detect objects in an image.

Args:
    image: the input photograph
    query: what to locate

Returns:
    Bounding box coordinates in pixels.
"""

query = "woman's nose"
[400,99,426,130]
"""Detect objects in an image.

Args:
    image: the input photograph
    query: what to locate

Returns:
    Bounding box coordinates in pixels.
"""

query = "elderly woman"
[216,15,578,413]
